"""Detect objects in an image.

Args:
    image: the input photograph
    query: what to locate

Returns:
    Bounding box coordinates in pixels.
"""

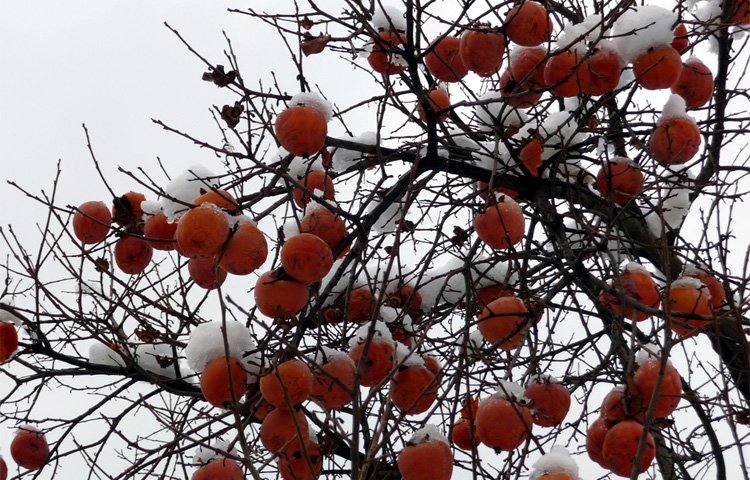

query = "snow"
[88,343,126,368]
[331,131,378,171]
[660,94,689,121]
[134,343,179,378]
[493,379,528,402]
[287,155,326,178]
[473,92,528,132]
[0,298,22,326]
[624,261,648,273]
[635,343,661,366]
[16,424,41,434]
[381,306,399,324]
[371,4,407,32]
[289,92,333,122]
[612,6,679,63]
[418,254,467,308]
[409,424,448,445]
[227,214,256,229]
[314,346,354,366]
[193,439,237,464]
[393,342,425,368]
[140,200,163,216]
[556,14,604,53]
[161,165,218,221]
[672,276,704,289]
[369,197,407,234]
[471,257,516,289]
[348,320,394,348]
[529,445,579,480]
[183,320,256,373]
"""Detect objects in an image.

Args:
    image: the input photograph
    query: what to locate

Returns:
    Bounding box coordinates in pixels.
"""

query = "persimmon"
[664,276,713,336]
[451,418,477,450]
[389,284,423,314]
[143,213,177,251]
[390,365,437,415]
[368,31,407,75]
[348,338,394,387]
[601,386,643,423]
[649,115,701,165]
[536,474,575,480]
[112,191,146,228]
[219,223,268,275]
[634,358,682,418]
[504,1,552,47]
[281,233,334,284]
[192,458,244,480]
[254,270,309,319]
[478,296,529,350]
[397,428,453,480]
[632,46,683,90]
[596,157,644,205]
[424,35,469,82]
[259,407,310,453]
[275,105,328,157]
[347,287,376,323]
[459,25,505,77]
[509,46,547,85]
[10,427,49,471]
[200,356,246,408]
[293,171,335,207]
[188,257,227,290]
[500,69,543,108]
[278,439,322,480]
[670,58,714,109]
[311,352,355,410]
[193,188,237,212]
[586,47,623,96]
[524,378,571,427]
[475,395,533,451]
[586,416,610,467]
[260,359,314,408]
[519,137,543,176]
[672,23,689,53]
[730,0,750,25]
[543,50,591,97]
[0,456,6,480]
[175,205,230,258]
[474,197,525,249]
[598,264,660,321]
[73,201,111,244]
[476,284,515,308]
[299,208,347,252]
[114,236,153,275]
[601,420,656,477]
[417,88,451,122]
[684,267,725,308]
[0,322,19,364]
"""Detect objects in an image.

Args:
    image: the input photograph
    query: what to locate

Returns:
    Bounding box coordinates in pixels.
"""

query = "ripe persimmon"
[275,105,328,157]
[510,46,547,86]
[0,322,19,364]
[260,359,314,408]
[112,191,146,228]
[390,365,437,415]
[347,288,376,323]
[459,25,505,77]
[219,223,268,275]
[254,270,309,319]
[586,416,610,467]
[684,267,725,308]
[293,171,335,208]
[504,1,552,46]
[188,257,227,290]
[311,353,355,410]
[664,277,712,336]
[0,456,6,480]
[543,50,591,97]
[200,356,246,408]
[478,296,529,350]
[519,137,543,176]
[451,418,477,450]
[476,284,515,308]
[475,395,533,451]
[175,205,230,258]
[672,23,689,53]
[670,58,714,109]
[425,35,469,82]
[601,420,656,477]
[389,284,423,314]
[634,358,682,418]
[73,201,112,244]
[114,236,153,275]
[299,208,347,253]
[11,428,49,471]
[632,46,683,90]
[500,69,543,108]
[599,264,660,321]
[259,407,310,453]
[730,0,750,25]
[474,197,525,249]
[649,116,701,165]
[417,88,451,122]
[368,31,407,75]
[397,429,453,480]
[192,458,244,480]
[536,474,576,480]
[281,233,334,284]
[524,378,571,427]
[348,338,394,387]
[601,386,643,423]
[586,47,623,96]
[278,439,322,480]
[193,188,238,212]
[143,213,177,251]
[596,157,644,205]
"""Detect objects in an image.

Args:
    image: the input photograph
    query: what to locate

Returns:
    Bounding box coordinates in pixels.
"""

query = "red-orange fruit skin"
[260,407,310,453]
[425,36,469,82]
[188,257,228,290]
[543,50,591,97]
[192,189,238,211]
[143,213,178,251]
[632,46,683,90]
[634,358,682,418]
[478,296,529,350]
[111,191,146,227]
[278,440,322,480]
[347,288,376,323]
[500,69,543,108]
[192,458,244,480]
[219,223,268,275]
[519,138,543,176]
[0,322,19,363]
[684,270,725,308]
[254,270,309,319]
[11,430,49,471]
[397,440,453,480]
[175,205,230,259]
[293,171,335,207]
[670,58,714,109]
[649,117,701,165]
[299,209,347,252]
[596,159,644,205]
[390,366,437,415]
[730,0,750,25]
[200,357,247,408]
[73,201,112,244]
[260,359,314,408]
[368,31,407,75]
[348,340,394,387]
[0,456,7,480]
[504,1,553,47]
[586,48,623,96]
[671,24,689,53]
[586,416,611,467]
[451,418,477,450]
[114,236,153,275]
[524,381,571,427]
[417,89,451,122]
[475,396,533,451]
[599,269,660,321]
[473,201,525,249]
[281,233,334,284]
[665,285,712,336]
[311,355,355,410]
[459,27,505,77]
[601,420,656,477]
[275,106,328,157]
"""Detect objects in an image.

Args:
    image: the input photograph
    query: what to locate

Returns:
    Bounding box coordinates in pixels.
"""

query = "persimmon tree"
[2,1,750,479]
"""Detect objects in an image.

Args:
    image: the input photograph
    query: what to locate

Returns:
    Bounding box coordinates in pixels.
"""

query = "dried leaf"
[135,326,159,343]
[221,101,244,128]
[300,16,314,30]
[301,34,331,56]
[202,64,237,87]
[94,257,110,273]
[451,226,468,246]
